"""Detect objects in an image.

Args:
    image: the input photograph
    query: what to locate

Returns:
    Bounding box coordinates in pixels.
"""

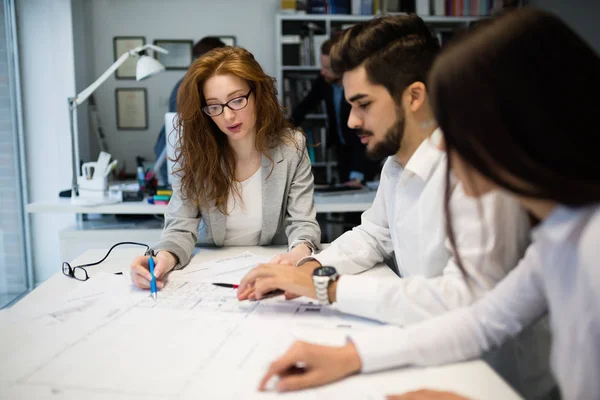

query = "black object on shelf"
[122,191,144,202]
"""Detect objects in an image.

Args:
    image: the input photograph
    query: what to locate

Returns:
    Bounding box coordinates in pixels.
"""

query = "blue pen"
[148,255,157,300]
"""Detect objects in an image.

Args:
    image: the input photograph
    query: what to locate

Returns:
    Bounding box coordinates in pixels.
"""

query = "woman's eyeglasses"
[62,242,150,282]
[202,88,252,117]
[62,262,89,281]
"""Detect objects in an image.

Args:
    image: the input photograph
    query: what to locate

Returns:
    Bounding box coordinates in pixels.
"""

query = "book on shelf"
[302,22,325,65]
[416,0,430,15]
[281,0,298,13]
[308,0,327,13]
[359,0,374,14]
[282,31,327,67]
[282,73,326,117]
[375,0,498,16]
[281,0,505,16]
[434,0,497,16]
[329,0,352,14]
[302,126,326,163]
[283,0,375,15]
[304,127,318,163]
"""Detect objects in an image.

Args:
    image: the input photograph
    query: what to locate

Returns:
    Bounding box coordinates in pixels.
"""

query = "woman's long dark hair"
[429,7,600,272]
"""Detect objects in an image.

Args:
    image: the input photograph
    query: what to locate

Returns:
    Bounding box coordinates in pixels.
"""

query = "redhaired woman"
[130,47,321,289]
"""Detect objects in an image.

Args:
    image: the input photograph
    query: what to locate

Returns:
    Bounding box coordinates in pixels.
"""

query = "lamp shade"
[136,55,165,81]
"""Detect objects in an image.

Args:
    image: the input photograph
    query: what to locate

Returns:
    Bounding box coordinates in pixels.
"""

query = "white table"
[27,192,377,261]
[8,246,522,400]
[12,246,397,313]
[26,191,376,214]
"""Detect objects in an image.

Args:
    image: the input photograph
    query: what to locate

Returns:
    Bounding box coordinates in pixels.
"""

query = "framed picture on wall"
[113,36,146,79]
[153,39,193,70]
[115,88,148,130]
[216,36,236,46]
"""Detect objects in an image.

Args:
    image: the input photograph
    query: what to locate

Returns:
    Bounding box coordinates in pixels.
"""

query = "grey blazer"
[151,131,321,268]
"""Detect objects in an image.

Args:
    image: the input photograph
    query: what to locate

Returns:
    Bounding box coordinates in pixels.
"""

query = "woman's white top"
[348,204,600,400]
[223,168,263,246]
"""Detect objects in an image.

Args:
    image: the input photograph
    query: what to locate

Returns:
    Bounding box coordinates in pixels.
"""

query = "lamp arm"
[71,44,167,107]
[72,51,130,107]
[145,44,169,54]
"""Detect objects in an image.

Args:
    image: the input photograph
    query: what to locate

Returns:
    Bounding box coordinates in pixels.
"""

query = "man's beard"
[362,115,405,161]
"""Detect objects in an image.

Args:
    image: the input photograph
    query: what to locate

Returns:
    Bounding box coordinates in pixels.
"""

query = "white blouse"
[223,168,262,246]
[348,204,600,400]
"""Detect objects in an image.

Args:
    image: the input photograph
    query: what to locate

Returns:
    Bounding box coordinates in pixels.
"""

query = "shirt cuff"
[312,249,341,269]
[348,325,411,373]
[335,275,380,318]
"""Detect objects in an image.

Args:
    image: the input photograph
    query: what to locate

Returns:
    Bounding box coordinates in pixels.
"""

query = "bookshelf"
[275,11,488,184]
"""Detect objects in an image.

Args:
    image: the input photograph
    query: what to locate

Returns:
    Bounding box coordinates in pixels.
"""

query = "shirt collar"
[401,128,445,182]
[531,204,591,243]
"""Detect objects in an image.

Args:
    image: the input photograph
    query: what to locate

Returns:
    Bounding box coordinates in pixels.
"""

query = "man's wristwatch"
[312,266,338,305]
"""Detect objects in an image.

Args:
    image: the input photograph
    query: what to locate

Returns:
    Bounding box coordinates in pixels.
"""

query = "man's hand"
[258,341,361,392]
[237,263,316,300]
[282,259,322,300]
[269,243,312,266]
[387,390,471,400]
[237,259,323,301]
[130,251,177,290]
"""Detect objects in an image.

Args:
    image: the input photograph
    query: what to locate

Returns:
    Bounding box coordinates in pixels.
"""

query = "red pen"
[213,282,284,299]
[212,283,239,289]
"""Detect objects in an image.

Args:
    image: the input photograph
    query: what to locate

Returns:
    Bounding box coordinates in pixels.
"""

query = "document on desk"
[175,251,271,284]
[2,304,381,399]
[14,272,148,324]
[0,262,385,399]
[0,294,132,388]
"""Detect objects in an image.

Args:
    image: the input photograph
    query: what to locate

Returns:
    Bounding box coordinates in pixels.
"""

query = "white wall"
[80,0,278,172]
[17,0,77,283]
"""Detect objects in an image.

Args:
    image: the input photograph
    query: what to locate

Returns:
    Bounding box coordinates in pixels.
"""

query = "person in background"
[239,14,553,399]
[154,37,227,184]
[291,37,382,187]
[131,46,321,289]
[256,8,599,400]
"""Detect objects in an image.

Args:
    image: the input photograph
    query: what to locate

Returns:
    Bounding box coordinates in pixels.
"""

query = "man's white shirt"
[311,129,531,325]
[301,129,555,398]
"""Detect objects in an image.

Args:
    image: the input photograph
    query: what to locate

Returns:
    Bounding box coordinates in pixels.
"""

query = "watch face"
[313,266,337,277]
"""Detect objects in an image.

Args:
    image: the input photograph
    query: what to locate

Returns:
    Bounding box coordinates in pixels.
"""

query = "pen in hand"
[148,256,158,300]
[212,283,284,300]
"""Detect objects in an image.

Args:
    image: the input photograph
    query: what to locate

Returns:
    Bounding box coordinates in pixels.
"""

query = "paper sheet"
[0,250,516,400]
[174,251,270,284]
[0,294,131,387]
[136,280,260,314]
[17,272,148,325]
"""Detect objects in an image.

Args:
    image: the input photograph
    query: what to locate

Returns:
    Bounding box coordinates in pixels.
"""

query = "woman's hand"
[269,243,312,266]
[130,250,177,290]
[237,263,315,300]
[387,390,471,400]
[258,341,362,392]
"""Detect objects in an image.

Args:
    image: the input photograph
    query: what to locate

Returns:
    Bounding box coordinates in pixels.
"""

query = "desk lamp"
[68,44,168,204]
